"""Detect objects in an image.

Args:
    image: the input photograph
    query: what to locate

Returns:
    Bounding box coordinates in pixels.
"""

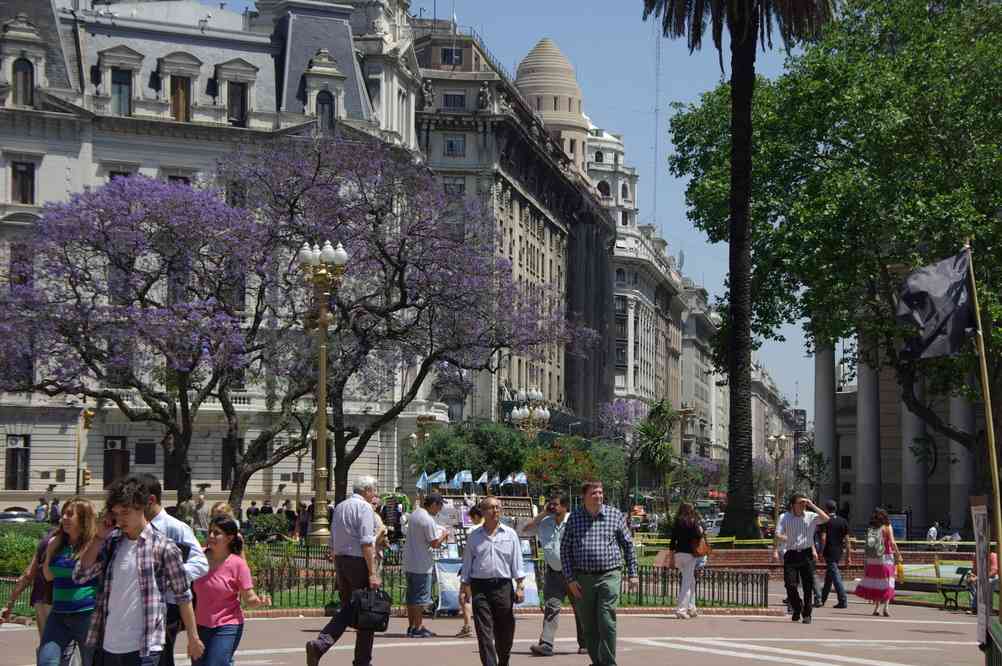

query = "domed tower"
[515,38,589,173]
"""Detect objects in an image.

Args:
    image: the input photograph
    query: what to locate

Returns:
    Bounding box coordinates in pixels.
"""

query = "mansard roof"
[1,1,72,90]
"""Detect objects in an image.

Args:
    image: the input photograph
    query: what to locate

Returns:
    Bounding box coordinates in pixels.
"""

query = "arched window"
[594,151,604,163]
[317,91,335,133]
[597,181,610,197]
[621,183,629,199]
[13,58,34,107]
[615,268,626,283]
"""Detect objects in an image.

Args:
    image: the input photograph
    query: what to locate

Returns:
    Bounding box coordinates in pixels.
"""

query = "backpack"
[865,527,885,559]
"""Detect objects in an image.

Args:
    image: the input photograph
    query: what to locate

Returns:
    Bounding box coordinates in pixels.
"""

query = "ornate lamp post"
[297,239,349,545]
[508,387,550,440]
[766,433,789,529]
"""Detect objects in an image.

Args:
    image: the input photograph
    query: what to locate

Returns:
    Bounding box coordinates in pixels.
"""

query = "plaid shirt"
[73,523,191,657]
[560,504,638,582]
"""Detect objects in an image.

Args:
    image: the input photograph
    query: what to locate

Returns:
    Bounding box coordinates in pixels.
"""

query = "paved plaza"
[1,597,984,666]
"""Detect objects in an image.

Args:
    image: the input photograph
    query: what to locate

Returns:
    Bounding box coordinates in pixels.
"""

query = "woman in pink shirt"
[192,517,270,666]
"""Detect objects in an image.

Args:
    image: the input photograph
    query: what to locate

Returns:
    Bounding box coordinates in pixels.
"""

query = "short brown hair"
[581,480,603,496]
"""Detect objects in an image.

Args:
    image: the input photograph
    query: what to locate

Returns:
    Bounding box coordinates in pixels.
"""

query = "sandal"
[455,625,472,638]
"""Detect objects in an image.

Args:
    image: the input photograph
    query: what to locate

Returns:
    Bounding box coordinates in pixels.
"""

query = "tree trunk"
[720,10,761,540]
[333,457,350,504]
[228,467,252,513]
[174,428,194,504]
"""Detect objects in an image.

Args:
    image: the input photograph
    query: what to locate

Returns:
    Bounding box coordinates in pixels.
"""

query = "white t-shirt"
[103,538,144,654]
[404,507,442,574]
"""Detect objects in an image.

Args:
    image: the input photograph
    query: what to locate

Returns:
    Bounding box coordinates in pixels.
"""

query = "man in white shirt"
[404,493,449,638]
[461,497,525,666]
[927,522,940,542]
[773,494,829,624]
[138,474,208,666]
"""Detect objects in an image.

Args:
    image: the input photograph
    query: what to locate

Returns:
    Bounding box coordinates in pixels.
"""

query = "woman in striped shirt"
[39,497,98,666]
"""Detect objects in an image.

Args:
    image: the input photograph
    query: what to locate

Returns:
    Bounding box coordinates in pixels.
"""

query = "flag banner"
[896,251,974,359]
[476,471,488,484]
[458,470,473,483]
[514,472,527,484]
[416,471,428,491]
[448,473,462,490]
[428,469,447,484]
[502,474,515,485]
[490,474,500,486]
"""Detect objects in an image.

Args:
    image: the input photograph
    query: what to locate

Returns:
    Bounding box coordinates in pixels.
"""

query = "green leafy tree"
[587,439,628,505]
[525,436,598,494]
[467,422,529,482]
[407,426,485,479]
[668,0,1002,474]
[643,0,835,539]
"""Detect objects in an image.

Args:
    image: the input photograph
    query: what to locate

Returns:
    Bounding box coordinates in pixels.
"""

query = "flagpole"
[965,240,1002,623]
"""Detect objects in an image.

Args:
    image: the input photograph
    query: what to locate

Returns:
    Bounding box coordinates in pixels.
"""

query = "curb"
[244,606,783,619]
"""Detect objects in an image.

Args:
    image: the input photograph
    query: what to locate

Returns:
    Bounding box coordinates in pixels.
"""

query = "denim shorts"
[406,572,433,605]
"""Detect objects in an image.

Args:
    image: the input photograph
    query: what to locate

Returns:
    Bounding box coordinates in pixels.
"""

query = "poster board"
[888,513,909,540]
[435,558,463,616]
[516,566,540,609]
[971,498,989,646]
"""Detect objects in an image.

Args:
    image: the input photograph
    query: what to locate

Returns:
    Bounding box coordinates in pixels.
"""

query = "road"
[1,597,985,666]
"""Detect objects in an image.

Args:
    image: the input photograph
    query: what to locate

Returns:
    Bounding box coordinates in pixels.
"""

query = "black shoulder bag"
[350,588,392,632]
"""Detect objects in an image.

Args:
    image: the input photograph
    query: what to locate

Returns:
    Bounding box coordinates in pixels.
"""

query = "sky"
[215,0,815,421]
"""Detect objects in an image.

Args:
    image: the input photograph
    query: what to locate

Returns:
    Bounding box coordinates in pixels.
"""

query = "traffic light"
[81,468,92,487]
[82,408,96,429]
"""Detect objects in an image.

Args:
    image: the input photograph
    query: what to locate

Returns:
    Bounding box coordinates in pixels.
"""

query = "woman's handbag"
[350,588,392,632]
[693,534,712,558]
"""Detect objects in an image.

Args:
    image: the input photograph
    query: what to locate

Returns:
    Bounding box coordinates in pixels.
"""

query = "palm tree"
[642,1,834,537]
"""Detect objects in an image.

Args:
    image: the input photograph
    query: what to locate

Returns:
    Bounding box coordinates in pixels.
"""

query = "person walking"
[192,496,210,539]
[246,501,260,520]
[305,476,382,666]
[772,494,830,624]
[370,495,388,571]
[524,492,585,656]
[139,474,209,666]
[560,481,639,666]
[192,517,270,666]
[403,493,449,638]
[855,508,903,616]
[36,498,49,523]
[818,499,851,609]
[667,503,703,620]
[968,547,999,614]
[1,526,56,638]
[460,497,525,666]
[49,499,61,526]
[73,476,203,666]
[456,505,484,639]
[38,498,99,666]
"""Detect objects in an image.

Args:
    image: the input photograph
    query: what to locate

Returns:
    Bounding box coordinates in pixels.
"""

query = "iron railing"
[0,577,35,617]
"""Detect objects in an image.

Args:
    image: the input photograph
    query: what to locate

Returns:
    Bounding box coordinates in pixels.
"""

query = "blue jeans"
[99,651,163,666]
[970,577,999,610]
[38,610,94,666]
[821,559,847,605]
[192,624,244,666]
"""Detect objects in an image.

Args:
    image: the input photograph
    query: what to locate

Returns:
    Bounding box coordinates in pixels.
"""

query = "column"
[813,343,837,501]
[626,298,636,394]
[949,395,976,529]
[901,382,928,532]
[855,346,881,530]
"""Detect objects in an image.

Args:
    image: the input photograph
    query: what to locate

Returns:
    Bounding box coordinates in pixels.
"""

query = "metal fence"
[0,577,34,617]
[253,562,769,611]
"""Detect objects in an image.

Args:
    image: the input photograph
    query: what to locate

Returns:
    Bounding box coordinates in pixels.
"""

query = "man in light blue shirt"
[521,492,584,657]
[460,497,524,666]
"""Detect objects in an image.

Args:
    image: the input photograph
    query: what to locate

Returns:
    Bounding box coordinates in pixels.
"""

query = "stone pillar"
[814,343,837,501]
[626,298,636,394]
[901,383,928,534]
[855,349,882,530]
[950,395,976,529]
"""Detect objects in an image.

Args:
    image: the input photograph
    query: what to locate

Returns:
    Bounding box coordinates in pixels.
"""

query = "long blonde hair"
[211,502,236,521]
[57,497,98,556]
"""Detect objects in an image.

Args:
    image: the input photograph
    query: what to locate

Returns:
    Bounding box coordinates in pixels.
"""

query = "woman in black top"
[668,503,704,619]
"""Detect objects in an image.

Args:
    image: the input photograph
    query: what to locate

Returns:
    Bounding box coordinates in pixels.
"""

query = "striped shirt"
[50,546,96,614]
[776,510,823,553]
[560,504,638,582]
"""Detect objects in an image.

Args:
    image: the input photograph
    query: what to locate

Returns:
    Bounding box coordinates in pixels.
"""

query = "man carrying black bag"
[307,475,382,666]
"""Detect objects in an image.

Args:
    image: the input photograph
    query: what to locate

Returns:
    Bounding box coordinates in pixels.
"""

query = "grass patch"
[897,589,997,609]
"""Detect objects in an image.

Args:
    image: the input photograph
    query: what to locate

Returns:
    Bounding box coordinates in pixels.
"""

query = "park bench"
[939,567,972,611]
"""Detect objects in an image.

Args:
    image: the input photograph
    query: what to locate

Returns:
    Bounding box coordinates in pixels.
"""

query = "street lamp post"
[508,387,550,440]
[766,433,789,530]
[297,239,349,545]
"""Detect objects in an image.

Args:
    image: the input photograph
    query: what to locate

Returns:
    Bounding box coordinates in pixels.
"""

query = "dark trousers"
[539,567,584,649]
[470,578,516,666]
[821,559,847,605]
[160,604,180,666]
[310,556,374,666]
[98,651,162,666]
[783,550,816,618]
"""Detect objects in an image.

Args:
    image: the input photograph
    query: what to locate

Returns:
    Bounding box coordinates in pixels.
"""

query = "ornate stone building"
[412,25,615,428]
[0,0,434,504]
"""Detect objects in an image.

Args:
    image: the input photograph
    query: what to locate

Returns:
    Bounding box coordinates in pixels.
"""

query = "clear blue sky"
[216,0,814,421]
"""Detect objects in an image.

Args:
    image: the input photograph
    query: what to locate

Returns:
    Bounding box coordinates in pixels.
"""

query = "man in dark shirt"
[819,499,851,608]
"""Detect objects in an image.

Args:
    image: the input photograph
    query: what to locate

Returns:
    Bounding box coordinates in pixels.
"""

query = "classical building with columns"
[817,345,980,533]
[412,25,615,428]
[0,0,440,506]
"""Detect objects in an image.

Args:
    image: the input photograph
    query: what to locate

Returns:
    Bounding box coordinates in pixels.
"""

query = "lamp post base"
[308,518,331,546]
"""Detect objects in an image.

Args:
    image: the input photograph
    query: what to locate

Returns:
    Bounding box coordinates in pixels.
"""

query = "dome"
[516,38,588,131]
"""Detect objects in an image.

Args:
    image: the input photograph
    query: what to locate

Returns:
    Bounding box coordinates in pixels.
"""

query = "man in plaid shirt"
[560,480,638,666]
[74,476,203,666]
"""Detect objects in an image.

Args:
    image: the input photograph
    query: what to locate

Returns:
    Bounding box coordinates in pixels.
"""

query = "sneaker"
[802,616,813,624]
[688,608,699,618]
[833,602,848,609]
[675,609,689,620]
[406,627,415,637]
[305,641,322,666]
[530,643,554,657]
[791,611,801,622]
[455,625,473,638]
[412,627,436,638]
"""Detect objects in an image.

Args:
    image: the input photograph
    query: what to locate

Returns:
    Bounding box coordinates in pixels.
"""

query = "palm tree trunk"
[720,9,761,539]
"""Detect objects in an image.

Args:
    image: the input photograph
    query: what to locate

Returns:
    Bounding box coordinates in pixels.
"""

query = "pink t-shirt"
[193,554,253,627]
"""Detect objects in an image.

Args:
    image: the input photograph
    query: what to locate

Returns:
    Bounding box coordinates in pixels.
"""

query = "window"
[553,96,558,111]
[841,481,852,495]
[840,455,852,470]
[568,96,572,112]
[569,139,576,155]
[615,319,626,339]
[444,135,465,157]
[597,181,610,197]
[443,92,465,110]
[170,76,191,122]
[229,366,247,391]
[110,69,132,116]
[103,436,129,487]
[622,183,630,199]
[535,97,541,111]
[616,345,627,365]
[615,268,626,284]
[227,81,248,127]
[621,210,629,226]
[316,91,336,133]
[9,242,32,290]
[11,162,35,204]
[443,176,465,196]
[595,151,604,163]
[614,295,627,313]
[5,435,30,490]
[134,440,156,465]
[578,100,582,113]
[441,47,463,65]
[167,175,191,185]
[13,59,34,107]
[109,170,131,181]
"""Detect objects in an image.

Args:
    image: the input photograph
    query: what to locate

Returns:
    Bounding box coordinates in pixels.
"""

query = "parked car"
[0,510,34,524]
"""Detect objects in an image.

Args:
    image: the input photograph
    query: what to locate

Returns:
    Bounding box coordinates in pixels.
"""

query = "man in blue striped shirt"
[773,493,829,624]
[560,481,637,666]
